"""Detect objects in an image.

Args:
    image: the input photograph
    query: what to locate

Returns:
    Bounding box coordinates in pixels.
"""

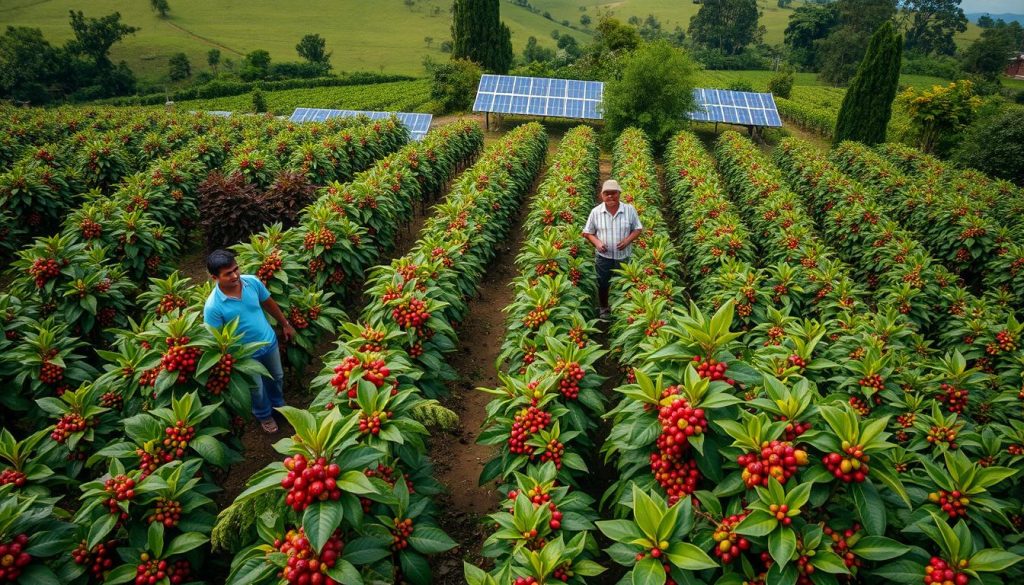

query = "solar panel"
[287,108,433,140]
[473,74,604,120]
[689,88,782,128]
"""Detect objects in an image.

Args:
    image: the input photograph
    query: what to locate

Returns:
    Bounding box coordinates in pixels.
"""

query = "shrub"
[424,57,483,113]
[251,87,267,113]
[728,80,755,92]
[952,104,1024,184]
[767,67,794,98]
[604,40,697,150]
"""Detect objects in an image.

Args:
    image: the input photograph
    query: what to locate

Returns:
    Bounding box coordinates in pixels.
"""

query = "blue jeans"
[252,344,285,420]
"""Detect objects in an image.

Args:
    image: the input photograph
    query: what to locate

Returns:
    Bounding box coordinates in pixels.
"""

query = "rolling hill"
[0,0,985,85]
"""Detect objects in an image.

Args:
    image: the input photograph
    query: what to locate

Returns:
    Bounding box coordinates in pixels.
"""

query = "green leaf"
[326,559,363,585]
[303,500,344,554]
[148,522,164,558]
[87,513,117,549]
[596,519,643,543]
[969,549,1024,572]
[811,551,850,575]
[190,434,227,467]
[734,510,777,537]
[632,486,663,539]
[665,542,718,571]
[99,564,138,585]
[851,481,886,536]
[769,527,796,569]
[336,470,377,495]
[16,563,61,585]
[407,526,456,555]
[868,560,925,584]
[399,549,432,585]
[632,557,667,585]
[164,532,208,556]
[850,536,910,561]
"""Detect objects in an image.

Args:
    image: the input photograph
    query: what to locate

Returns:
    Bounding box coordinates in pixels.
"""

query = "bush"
[198,171,315,250]
[424,57,482,113]
[901,53,962,79]
[604,40,697,150]
[767,67,794,98]
[728,80,755,92]
[251,88,267,113]
[952,104,1024,184]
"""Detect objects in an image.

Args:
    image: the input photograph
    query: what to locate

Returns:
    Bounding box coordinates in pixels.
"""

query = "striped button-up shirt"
[582,202,643,260]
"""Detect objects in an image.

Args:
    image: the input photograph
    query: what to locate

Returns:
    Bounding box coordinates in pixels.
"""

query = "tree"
[522,36,555,63]
[833,21,903,145]
[296,33,330,65]
[150,0,170,18]
[817,0,896,85]
[688,0,759,55]
[767,67,795,98]
[252,87,267,113]
[604,40,698,149]
[207,48,220,74]
[451,0,513,73]
[899,79,980,153]
[976,15,994,28]
[66,10,138,71]
[784,2,839,69]
[953,106,1024,184]
[961,21,1024,79]
[423,57,482,113]
[240,49,271,81]
[594,16,641,54]
[580,14,591,27]
[898,0,966,56]
[424,36,434,48]
[168,52,190,80]
[0,26,62,103]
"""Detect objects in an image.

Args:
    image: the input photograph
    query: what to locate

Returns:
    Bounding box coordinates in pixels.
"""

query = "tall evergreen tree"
[452,0,513,73]
[833,21,902,145]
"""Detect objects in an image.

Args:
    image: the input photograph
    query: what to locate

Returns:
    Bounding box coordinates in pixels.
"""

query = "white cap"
[601,179,621,193]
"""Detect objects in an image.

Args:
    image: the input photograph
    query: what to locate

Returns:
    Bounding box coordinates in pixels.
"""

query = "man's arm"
[583,232,608,253]
[582,210,608,253]
[616,228,643,250]
[261,297,296,343]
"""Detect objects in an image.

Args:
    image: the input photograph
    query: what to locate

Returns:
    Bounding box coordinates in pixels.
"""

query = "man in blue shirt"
[582,179,643,318]
[204,249,296,433]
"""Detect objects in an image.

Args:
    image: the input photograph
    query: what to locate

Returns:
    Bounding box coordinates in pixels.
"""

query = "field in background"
[0,0,986,85]
[169,79,433,115]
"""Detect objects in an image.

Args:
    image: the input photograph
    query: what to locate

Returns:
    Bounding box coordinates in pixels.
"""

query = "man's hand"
[616,240,629,251]
[281,322,296,343]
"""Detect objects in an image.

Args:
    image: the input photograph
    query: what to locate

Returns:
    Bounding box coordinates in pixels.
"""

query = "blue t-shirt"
[204,275,277,356]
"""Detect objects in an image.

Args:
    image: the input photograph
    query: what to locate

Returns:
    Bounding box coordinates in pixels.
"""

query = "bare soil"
[430,179,531,583]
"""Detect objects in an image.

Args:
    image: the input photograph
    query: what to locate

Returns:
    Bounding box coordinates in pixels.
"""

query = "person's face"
[214,262,241,288]
[601,190,621,205]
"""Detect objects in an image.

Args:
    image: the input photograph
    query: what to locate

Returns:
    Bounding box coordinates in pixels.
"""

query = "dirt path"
[430,189,531,582]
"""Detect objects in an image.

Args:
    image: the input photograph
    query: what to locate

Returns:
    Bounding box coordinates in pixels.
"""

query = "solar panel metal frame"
[689,88,782,128]
[287,108,433,140]
[473,74,604,120]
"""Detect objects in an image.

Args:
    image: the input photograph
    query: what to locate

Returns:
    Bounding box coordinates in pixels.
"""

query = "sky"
[959,0,1024,14]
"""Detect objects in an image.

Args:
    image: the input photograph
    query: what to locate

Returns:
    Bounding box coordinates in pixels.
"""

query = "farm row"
[0,107,506,584]
[462,127,1024,584]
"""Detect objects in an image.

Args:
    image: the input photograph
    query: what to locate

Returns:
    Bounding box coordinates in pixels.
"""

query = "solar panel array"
[689,88,782,128]
[288,108,433,140]
[473,74,603,120]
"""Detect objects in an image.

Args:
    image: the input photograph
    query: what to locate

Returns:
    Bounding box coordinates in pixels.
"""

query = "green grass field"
[170,79,433,116]
[0,0,986,86]
[0,0,588,83]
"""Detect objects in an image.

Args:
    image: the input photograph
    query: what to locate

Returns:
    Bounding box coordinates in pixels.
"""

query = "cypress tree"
[833,21,903,145]
[451,0,513,73]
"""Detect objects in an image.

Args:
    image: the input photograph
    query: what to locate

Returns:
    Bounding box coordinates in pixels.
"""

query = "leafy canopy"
[603,40,697,150]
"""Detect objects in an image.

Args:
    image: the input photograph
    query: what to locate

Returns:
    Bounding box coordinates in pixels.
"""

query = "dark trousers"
[596,255,627,308]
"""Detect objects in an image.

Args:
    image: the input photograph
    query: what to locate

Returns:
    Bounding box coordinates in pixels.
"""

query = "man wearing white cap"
[582,179,643,318]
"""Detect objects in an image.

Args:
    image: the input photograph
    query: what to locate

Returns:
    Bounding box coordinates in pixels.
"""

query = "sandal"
[259,418,279,433]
